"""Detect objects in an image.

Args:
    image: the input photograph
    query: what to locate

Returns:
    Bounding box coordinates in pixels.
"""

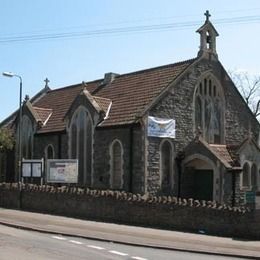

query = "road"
[0,224,245,260]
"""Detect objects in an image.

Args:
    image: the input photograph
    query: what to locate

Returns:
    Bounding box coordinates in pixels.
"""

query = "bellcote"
[196,10,219,59]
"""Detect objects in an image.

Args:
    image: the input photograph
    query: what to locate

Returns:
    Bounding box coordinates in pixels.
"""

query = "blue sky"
[0,0,260,121]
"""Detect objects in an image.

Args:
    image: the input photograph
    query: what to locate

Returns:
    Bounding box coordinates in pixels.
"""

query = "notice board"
[47,159,78,183]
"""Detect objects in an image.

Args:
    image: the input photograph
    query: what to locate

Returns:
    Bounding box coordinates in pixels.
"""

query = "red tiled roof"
[34,84,85,133]
[209,144,235,167]
[93,96,112,116]
[33,58,196,133]
[0,86,50,130]
[95,59,196,126]
[0,115,15,130]
[33,107,53,125]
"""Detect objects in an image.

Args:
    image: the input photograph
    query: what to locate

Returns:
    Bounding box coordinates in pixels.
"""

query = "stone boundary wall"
[0,183,259,240]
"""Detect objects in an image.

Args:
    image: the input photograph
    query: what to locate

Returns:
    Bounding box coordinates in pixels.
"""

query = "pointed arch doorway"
[183,155,215,201]
[193,169,213,200]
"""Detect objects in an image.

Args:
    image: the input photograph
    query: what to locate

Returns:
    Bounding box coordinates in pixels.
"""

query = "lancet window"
[194,75,224,144]
[69,107,92,186]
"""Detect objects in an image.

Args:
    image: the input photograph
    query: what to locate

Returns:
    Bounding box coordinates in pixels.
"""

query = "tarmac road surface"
[0,208,260,259]
[0,224,246,260]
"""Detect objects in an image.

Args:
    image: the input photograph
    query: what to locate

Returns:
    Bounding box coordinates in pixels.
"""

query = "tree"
[0,128,15,152]
[229,71,260,119]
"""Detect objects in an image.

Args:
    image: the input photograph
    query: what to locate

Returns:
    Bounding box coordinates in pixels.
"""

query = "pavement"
[0,208,259,259]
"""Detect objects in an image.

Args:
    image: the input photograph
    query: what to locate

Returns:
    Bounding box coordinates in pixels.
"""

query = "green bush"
[0,128,15,151]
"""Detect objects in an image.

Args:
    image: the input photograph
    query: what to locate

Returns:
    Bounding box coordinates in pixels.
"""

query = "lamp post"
[2,72,23,185]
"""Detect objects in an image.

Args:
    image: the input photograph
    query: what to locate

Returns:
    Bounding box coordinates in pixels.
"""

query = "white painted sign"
[22,163,31,177]
[147,116,175,138]
[32,163,42,177]
[47,159,78,183]
[22,159,43,178]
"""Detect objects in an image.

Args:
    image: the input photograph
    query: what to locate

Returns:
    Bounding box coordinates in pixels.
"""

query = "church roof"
[184,137,241,170]
[34,83,88,133]
[92,96,112,117]
[209,144,240,168]
[31,58,196,133]
[0,86,50,131]
[33,107,53,125]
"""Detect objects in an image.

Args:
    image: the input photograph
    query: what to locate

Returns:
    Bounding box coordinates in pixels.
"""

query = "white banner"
[147,116,175,138]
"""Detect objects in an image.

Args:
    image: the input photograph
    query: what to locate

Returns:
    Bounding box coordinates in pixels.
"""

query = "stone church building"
[1,13,260,205]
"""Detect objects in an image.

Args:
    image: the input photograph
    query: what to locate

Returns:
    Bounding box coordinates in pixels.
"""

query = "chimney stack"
[103,72,119,85]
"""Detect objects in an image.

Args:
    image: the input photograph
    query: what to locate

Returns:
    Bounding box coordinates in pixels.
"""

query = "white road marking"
[52,236,147,260]
[51,236,67,241]
[109,250,128,256]
[87,245,105,250]
[69,240,83,245]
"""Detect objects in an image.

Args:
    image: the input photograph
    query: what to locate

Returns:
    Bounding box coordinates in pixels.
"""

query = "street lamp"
[2,72,23,185]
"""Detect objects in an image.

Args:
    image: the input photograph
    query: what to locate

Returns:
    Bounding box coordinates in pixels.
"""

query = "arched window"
[44,144,54,184]
[194,75,224,144]
[21,115,33,159]
[259,168,260,190]
[78,110,85,184]
[71,124,77,159]
[242,163,250,188]
[86,121,92,185]
[69,107,92,186]
[195,96,202,129]
[160,140,174,190]
[251,164,257,191]
[45,144,54,160]
[110,140,123,189]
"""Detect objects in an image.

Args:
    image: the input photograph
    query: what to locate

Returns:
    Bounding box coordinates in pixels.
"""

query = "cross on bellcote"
[44,78,50,88]
[204,10,211,21]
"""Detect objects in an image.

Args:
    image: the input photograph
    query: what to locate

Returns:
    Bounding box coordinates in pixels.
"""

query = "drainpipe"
[231,173,236,207]
[58,134,62,159]
[176,151,185,198]
[129,126,133,193]
[229,168,242,207]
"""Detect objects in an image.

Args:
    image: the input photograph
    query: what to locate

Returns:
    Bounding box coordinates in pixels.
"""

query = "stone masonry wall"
[132,126,145,193]
[147,59,213,195]
[146,58,260,196]
[34,132,68,160]
[93,125,144,193]
[33,124,144,193]
[34,134,59,160]
[0,183,259,240]
[223,68,260,144]
[93,127,130,190]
